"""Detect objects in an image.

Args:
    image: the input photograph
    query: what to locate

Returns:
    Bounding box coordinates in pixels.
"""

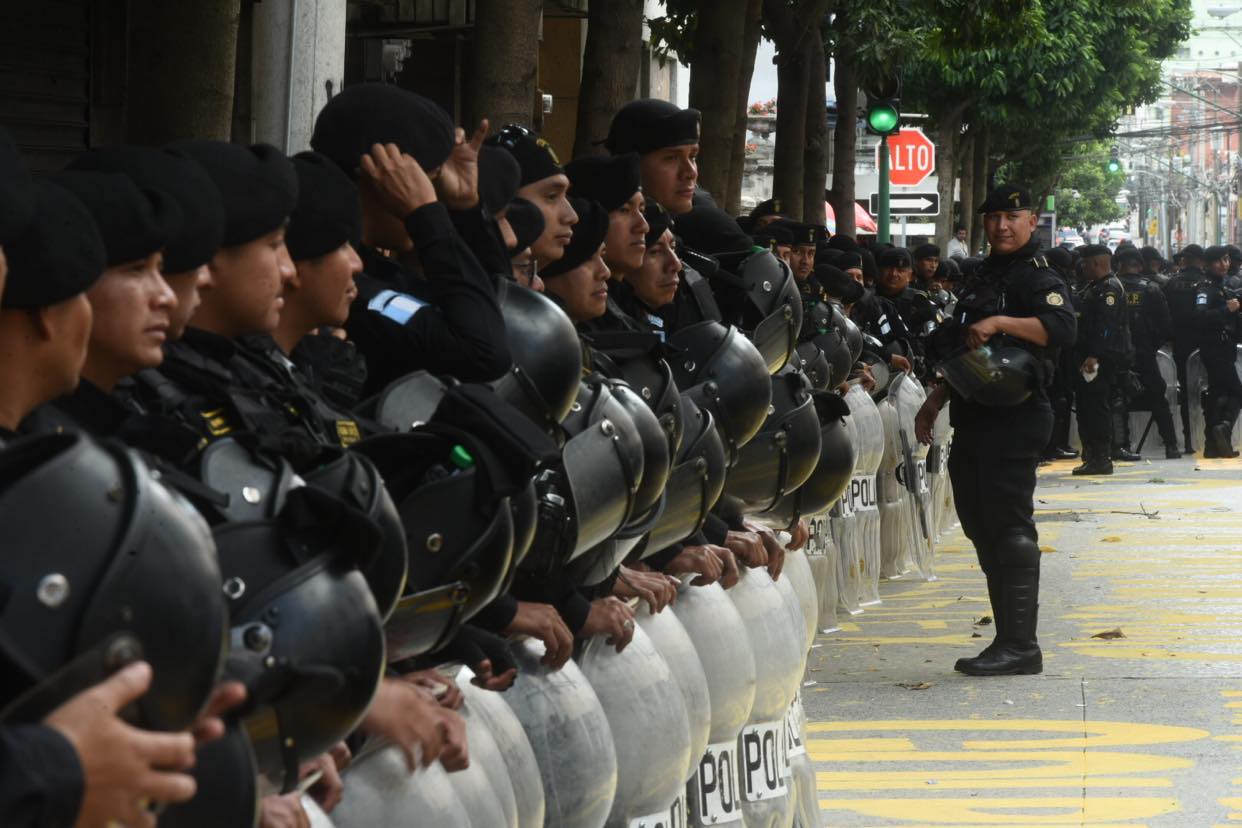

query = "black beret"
[486,124,563,187]
[757,223,794,249]
[1180,243,1205,260]
[912,243,940,260]
[674,201,754,255]
[1204,244,1230,262]
[978,184,1033,214]
[47,171,180,268]
[644,202,672,247]
[604,99,701,155]
[859,248,878,282]
[286,151,362,262]
[1140,246,1163,262]
[750,198,786,221]
[936,258,961,279]
[478,146,521,216]
[505,197,545,253]
[959,256,983,279]
[310,82,456,175]
[836,251,863,271]
[3,180,106,309]
[0,129,33,246]
[1228,244,1242,260]
[564,153,641,212]
[66,145,225,274]
[826,234,858,253]
[787,222,820,246]
[1078,244,1111,259]
[877,247,913,268]
[173,141,297,247]
[814,263,863,303]
[1114,247,1143,267]
[539,198,608,278]
[1044,247,1072,272]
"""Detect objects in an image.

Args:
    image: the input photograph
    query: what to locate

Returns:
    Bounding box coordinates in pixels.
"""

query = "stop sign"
[876,128,936,187]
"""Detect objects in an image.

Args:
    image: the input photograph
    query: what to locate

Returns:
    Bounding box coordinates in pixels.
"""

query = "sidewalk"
[804,455,1242,827]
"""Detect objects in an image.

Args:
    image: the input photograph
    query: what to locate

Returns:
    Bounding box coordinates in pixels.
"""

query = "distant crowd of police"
[0,79,1167,827]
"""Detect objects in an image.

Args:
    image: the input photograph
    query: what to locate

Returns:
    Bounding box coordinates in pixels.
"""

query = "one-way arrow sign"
[869,192,940,216]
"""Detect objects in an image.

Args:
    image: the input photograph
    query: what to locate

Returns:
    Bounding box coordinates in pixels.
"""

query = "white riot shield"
[461,678,546,828]
[675,581,757,828]
[730,568,803,828]
[836,385,883,614]
[804,509,841,633]
[636,603,713,786]
[302,796,335,828]
[928,404,953,539]
[333,747,468,827]
[875,392,908,583]
[446,700,519,828]
[889,376,935,581]
[504,639,617,828]
[1187,346,1242,455]
[579,625,692,827]
[1129,348,1180,457]
[783,549,820,647]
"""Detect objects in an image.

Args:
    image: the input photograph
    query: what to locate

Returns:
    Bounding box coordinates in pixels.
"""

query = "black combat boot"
[1072,442,1113,475]
[1042,403,1079,460]
[1154,407,1181,459]
[955,573,1006,673]
[956,567,1043,676]
[1210,423,1239,458]
[1111,409,1141,461]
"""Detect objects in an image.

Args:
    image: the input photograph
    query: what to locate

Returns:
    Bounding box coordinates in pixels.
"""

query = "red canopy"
[824,201,879,234]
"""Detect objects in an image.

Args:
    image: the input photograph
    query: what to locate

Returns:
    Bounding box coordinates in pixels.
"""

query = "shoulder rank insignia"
[1046,292,1064,307]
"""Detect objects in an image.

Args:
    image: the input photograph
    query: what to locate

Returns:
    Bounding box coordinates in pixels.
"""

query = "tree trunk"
[772,49,809,219]
[689,0,753,202]
[726,0,764,215]
[802,31,828,226]
[969,126,990,255]
[126,0,242,143]
[470,0,543,131]
[932,109,964,245]
[827,40,857,237]
[958,129,976,239]
[573,0,644,159]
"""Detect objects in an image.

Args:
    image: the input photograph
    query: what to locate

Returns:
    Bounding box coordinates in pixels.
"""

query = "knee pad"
[993,529,1041,570]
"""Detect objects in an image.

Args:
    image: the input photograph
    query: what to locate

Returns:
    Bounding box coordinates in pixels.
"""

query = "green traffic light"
[868,104,899,134]
[1107,159,1122,173]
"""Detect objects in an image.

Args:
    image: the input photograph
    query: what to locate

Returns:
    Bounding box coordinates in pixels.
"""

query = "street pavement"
[802,453,1242,827]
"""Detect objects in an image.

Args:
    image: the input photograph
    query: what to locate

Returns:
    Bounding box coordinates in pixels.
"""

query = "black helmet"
[559,379,647,558]
[861,351,893,402]
[492,279,583,433]
[372,369,452,432]
[722,366,822,513]
[613,348,685,457]
[841,313,864,363]
[794,341,832,391]
[351,431,516,621]
[761,391,855,525]
[158,721,259,828]
[642,394,728,553]
[812,304,854,388]
[937,342,1038,407]
[724,249,802,373]
[668,321,772,464]
[605,379,670,536]
[214,510,385,792]
[0,433,226,732]
[197,437,302,523]
[300,450,409,622]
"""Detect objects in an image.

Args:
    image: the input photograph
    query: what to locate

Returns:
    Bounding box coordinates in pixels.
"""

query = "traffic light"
[1107,146,1122,174]
[865,75,901,137]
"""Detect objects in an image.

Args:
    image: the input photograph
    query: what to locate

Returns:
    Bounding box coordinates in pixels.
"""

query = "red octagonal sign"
[877,127,936,187]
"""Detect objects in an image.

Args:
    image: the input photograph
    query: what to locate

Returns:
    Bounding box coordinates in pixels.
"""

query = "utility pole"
[878,134,891,243]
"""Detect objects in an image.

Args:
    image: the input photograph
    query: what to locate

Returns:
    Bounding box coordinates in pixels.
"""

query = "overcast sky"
[675,38,833,110]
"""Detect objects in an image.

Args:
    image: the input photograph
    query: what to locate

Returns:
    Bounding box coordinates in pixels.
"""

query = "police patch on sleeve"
[1046,291,1064,306]
[368,289,428,325]
[1197,293,1208,306]
[1105,294,1116,306]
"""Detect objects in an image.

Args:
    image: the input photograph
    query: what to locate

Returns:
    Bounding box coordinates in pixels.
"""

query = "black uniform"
[1163,266,1206,450]
[1194,275,1242,456]
[1073,274,1129,466]
[942,239,1075,676]
[1120,272,1179,455]
[0,724,83,827]
[850,290,914,357]
[1041,265,1078,459]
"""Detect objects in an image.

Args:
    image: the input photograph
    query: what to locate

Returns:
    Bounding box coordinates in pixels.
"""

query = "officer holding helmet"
[915,184,1076,677]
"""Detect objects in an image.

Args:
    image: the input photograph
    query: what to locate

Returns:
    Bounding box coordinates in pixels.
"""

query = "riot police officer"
[1164,243,1206,452]
[1072,245,1129,475]
[915,184,1076,677]
[1195,245,1242,457]
[1116,246,1180,459]
[1040,246,1079,461]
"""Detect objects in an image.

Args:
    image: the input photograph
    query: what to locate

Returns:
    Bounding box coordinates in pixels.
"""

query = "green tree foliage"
[1003,143,1126,228]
